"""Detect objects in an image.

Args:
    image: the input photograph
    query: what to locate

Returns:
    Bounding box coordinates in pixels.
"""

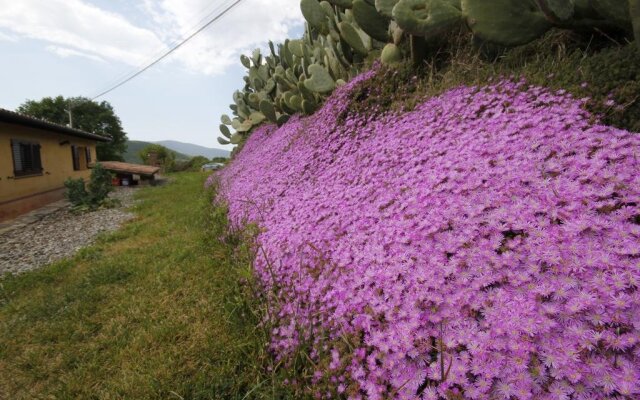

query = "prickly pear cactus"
[338,21,369,55]
[352,0,390,42]
[219,124,231,139]
[304,64,337,93]
[375,0,399,18]
[461,0,552,46]
[327,0,353,6]
[536,0,575,23]
[632,0,640,50]
[301,0,329,31]
[240,54,251,69]
[221,114,232,125]
[393,0,462,38]
[381,43,404,64]
[259,100,278,123]
[591,0,632,28]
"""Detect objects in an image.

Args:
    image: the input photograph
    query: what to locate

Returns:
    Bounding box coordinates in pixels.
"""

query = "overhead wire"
[90,0,233,98]
[90,0,243,101]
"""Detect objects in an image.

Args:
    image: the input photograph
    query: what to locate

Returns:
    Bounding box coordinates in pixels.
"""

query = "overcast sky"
[0,0,305,149]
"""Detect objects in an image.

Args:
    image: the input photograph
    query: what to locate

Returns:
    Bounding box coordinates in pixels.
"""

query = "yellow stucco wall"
[0,122,97,204]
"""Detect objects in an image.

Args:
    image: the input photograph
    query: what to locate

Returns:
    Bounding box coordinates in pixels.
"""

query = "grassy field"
[0,173,290,399]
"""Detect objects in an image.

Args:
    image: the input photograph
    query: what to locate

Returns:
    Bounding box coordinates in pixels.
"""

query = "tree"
[17,96,128,161]
[138,144,175,172]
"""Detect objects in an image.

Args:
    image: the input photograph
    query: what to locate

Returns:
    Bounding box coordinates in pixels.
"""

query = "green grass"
[0,172,295,399]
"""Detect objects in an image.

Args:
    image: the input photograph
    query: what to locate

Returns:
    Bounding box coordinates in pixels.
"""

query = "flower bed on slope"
[213,73,640,399]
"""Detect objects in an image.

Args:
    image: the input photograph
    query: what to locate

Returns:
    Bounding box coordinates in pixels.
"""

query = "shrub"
[64,163,116,211]
[138,144,175,172]
[64,177,88,207]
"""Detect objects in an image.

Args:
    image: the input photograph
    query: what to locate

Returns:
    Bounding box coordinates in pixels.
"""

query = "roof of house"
[0,108,111,142]
[98,161,160,176]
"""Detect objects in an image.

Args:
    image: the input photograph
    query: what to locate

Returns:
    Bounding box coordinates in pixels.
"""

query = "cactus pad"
[352,0,390,42]
[301,0,329,31]
[229,133,244,145]
[536,0,574,22]
[240,54,251,69]
[338,21,369,55]
[461,0,552,46]
[302,99,318,114]
[375,0,399,18]
[591,0,632,27]
[393,0,462,38]
[221,114,232,125]
[259,100,278,123]
[304,64,337,93]
[381,43,404,64]
[633,0,640,50]
[217,137,230,145]
[327,0,353,7]
[219,124,231,139]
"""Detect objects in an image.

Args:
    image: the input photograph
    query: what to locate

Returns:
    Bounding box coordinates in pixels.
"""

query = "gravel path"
[0,188,138,275]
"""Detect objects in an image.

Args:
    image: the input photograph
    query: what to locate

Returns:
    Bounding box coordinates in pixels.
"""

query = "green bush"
[64,163,116,211]
[64,177,88,207]
[138,144,175,172]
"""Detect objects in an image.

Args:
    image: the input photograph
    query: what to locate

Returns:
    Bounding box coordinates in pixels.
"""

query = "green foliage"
[381,43,404,64]
[632,0,640,49]
[17,96,128,161]
[536,0,576,22]
[172,156,212,172]
[64,177,89,207]
[217,0,637,148]
[352,0,390,42]
[0,173,302,398]
[393,0,462,38]
[461,0,552,47]
[64,163,115,211]
[138,144,175,172]
[87,163,113,203]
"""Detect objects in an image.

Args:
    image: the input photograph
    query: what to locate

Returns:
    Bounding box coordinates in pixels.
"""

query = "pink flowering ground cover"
[211,73,640,399]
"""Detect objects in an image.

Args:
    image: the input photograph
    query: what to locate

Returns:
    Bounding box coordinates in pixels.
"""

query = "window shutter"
[34,144,42,172]
[85,147,92,163]
[11,140,23,172]
[71,145,80,170]
[10,140,42,176]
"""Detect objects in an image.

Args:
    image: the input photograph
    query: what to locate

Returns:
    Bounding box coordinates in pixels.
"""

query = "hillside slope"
[155,140,230,159]
[213,69,640,398]
[123,140,190,164]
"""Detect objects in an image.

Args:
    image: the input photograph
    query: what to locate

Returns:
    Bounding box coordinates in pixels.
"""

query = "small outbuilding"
[98,161,160,186]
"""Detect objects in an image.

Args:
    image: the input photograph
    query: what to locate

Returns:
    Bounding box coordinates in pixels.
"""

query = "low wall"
[0,187,65,222]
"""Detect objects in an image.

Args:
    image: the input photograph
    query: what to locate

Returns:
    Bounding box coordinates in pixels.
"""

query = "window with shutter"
[71,145,80,171]
[11,139,43,177]
[85,147,92,164]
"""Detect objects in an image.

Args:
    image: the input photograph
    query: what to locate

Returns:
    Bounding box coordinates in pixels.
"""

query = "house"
[0,108,110,222]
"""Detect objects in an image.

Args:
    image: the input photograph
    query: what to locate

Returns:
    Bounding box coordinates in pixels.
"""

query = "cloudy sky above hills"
[0,0,305,149]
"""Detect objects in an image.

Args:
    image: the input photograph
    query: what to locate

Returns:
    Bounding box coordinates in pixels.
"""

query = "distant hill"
[155,140,230,159]
[123,140,191,164]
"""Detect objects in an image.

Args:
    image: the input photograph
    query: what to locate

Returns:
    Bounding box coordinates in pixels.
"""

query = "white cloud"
[0,30,18,42]
[46,45,106,63]
[0,0,166,66]
[0,0,304,75]
[145,0,305,75]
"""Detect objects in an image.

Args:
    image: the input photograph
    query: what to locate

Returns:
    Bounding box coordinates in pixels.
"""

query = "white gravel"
[0,188,138,275]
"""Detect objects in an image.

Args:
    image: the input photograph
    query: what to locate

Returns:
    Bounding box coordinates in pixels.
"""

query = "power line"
[90,0,232,98]
[90,0,244,101]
